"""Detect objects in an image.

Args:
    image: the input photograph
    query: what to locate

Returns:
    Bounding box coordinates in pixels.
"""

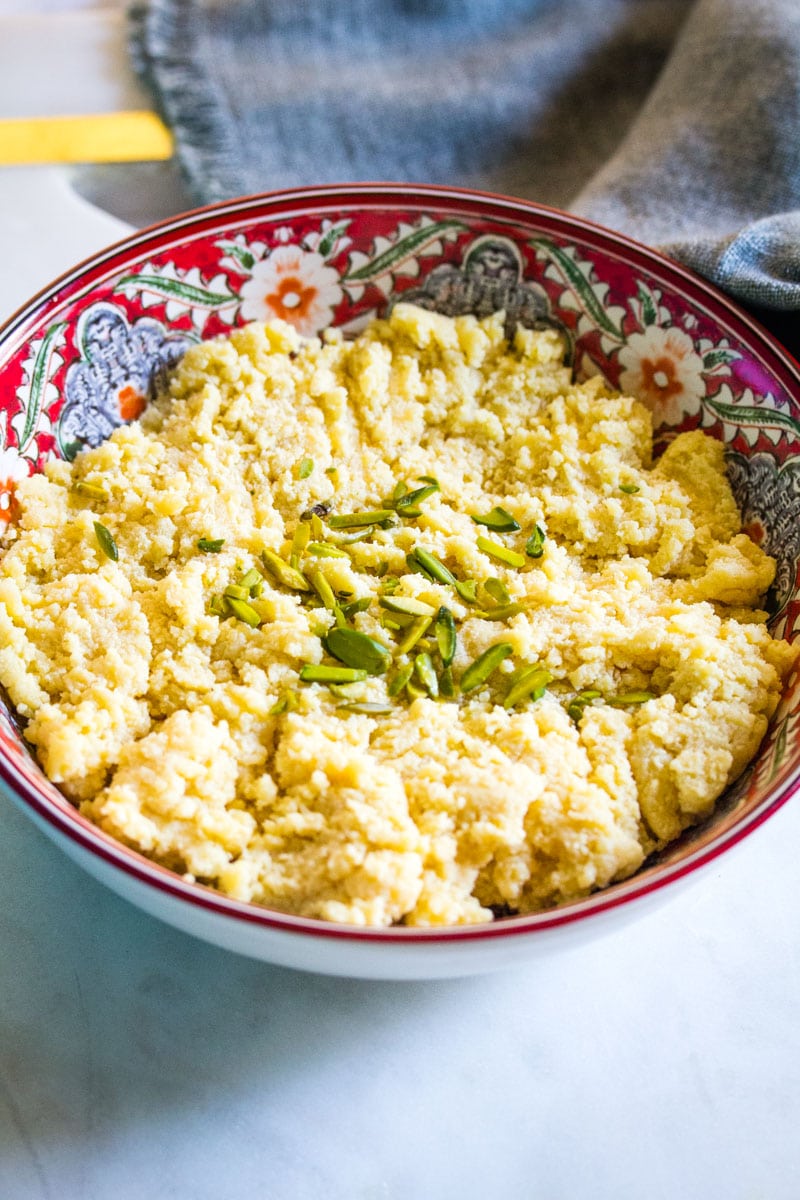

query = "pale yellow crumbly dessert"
[0,304,796,926]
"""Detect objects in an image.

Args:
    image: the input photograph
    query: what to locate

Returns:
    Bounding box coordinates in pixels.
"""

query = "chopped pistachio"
[379,576,401,594]
[460,642,514,692]
[197,537,225,554]
[325,466,339,479]
[328,509,395,529]
[392,480,409,501]
[417,475,439,487]
[310,513,326,541]
[261,548,310,592]
[606,690,655,707]
[297,457,315,479]
[224,583,251,601]
[341,597,371,620]
[619,483,640,494]
[405,680,427,701]
[376,560,390,577]
[238,567,263,592]
[525,525,546,559]
[434,606,457,667]
[379,595,436,618]
[414,652,439,699]
[476,535,526,568]
[72,480,109,501]
[439,664,456,698]
[395,614,433,656]
[471,506,520,532]
[226,596,262,627]
[306,541,349,558]
[396,482,440,517]
[290,521,311,566]
[270,690,298,715]
[388,662,414,697]
[325,627,391,675]
[483,577,511,606]
[454,578,478,604]
[208,594,229,617]
[504,665,553,709]
[299,663,369,684]
[411,547,456,586]
[93,521,118,562]
[381,616,403,632]
[339,701,394,715]
[333,604,348,629]
[566,689,604,723]
[474,602,525,621]
[310,569,337,612]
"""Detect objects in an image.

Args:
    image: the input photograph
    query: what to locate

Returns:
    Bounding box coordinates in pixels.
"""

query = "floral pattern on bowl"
[1,185,799,968]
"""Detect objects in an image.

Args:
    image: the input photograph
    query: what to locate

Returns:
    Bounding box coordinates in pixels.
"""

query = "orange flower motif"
[0,445,28,527]
[618,326,706,426]
[239,246,343,336]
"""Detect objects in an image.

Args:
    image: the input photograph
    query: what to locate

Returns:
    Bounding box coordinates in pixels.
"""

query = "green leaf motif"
[636,281,658,327]
[529,238,623,339]
[344,220,467,283]
[317,220,351,260]
[117,273,236,309]
[704,394,800,436]
[18,322,66,452]
[703,348,740,370]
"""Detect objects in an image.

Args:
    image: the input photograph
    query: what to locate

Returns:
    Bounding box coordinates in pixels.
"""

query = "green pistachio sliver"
[224,583,251,601]
[325,627,391,675]
[405,680,427,701]
[328,509,395,529]
[471,506,520,533]
[476,535,526,568]
[310,513,326,541]
[226,596,262,627]
[412,547,456,586]
[342,597,371,620]
[439,664,456,698]
[483,577,511,606]
[290,521,311,566]
[619,483,640,494]
[414,652,439,699]
[208,594,229,617]
[238,567,263,592]
[333,604,348,629]
[300,663,369,684]
[504,666,553,709]
[297,457,315,479]
[339,701,394,716]
[417,475,439,487]
[270,690,298,715]
[434,606,457,667]
[310,569,337,612]
[566,690,603,723]
[606,690,656,707]
[395,614,433,656]
[388,662,414,697]
[376,560,390,578]
[380,576,401,594]
[197,536,225,554]
[93,521,118,562]
[72,480,109,501]
[392,480,409,502]
[396,482,440,517]
[261,548,310,592]
[379,595,437,618]
[474,602,525,622]
[460,642,514,693]
[454,579,478,604]
[382,616,403,632]
[325,466,339,480]
[306,541,349,558]
[525,525,546,559]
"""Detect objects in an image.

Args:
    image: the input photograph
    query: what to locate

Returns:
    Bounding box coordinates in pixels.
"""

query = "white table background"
[0,5,798,1197]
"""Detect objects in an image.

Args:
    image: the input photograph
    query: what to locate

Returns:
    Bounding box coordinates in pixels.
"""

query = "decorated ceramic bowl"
[1,184,799,979]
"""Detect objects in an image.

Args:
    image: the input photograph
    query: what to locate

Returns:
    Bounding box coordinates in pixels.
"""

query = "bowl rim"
[2,180,800,946]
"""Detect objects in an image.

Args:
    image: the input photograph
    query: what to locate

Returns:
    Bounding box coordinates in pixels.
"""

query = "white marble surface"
[1,8,799,1198]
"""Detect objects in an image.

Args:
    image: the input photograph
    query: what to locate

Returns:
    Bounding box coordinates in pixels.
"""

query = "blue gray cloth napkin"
[131,0,800,327]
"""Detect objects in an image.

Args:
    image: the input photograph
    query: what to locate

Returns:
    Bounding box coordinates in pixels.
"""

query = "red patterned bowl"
[1,184,799,978]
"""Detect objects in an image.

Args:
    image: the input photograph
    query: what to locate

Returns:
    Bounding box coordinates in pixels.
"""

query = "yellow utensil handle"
[0,111,173,164]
